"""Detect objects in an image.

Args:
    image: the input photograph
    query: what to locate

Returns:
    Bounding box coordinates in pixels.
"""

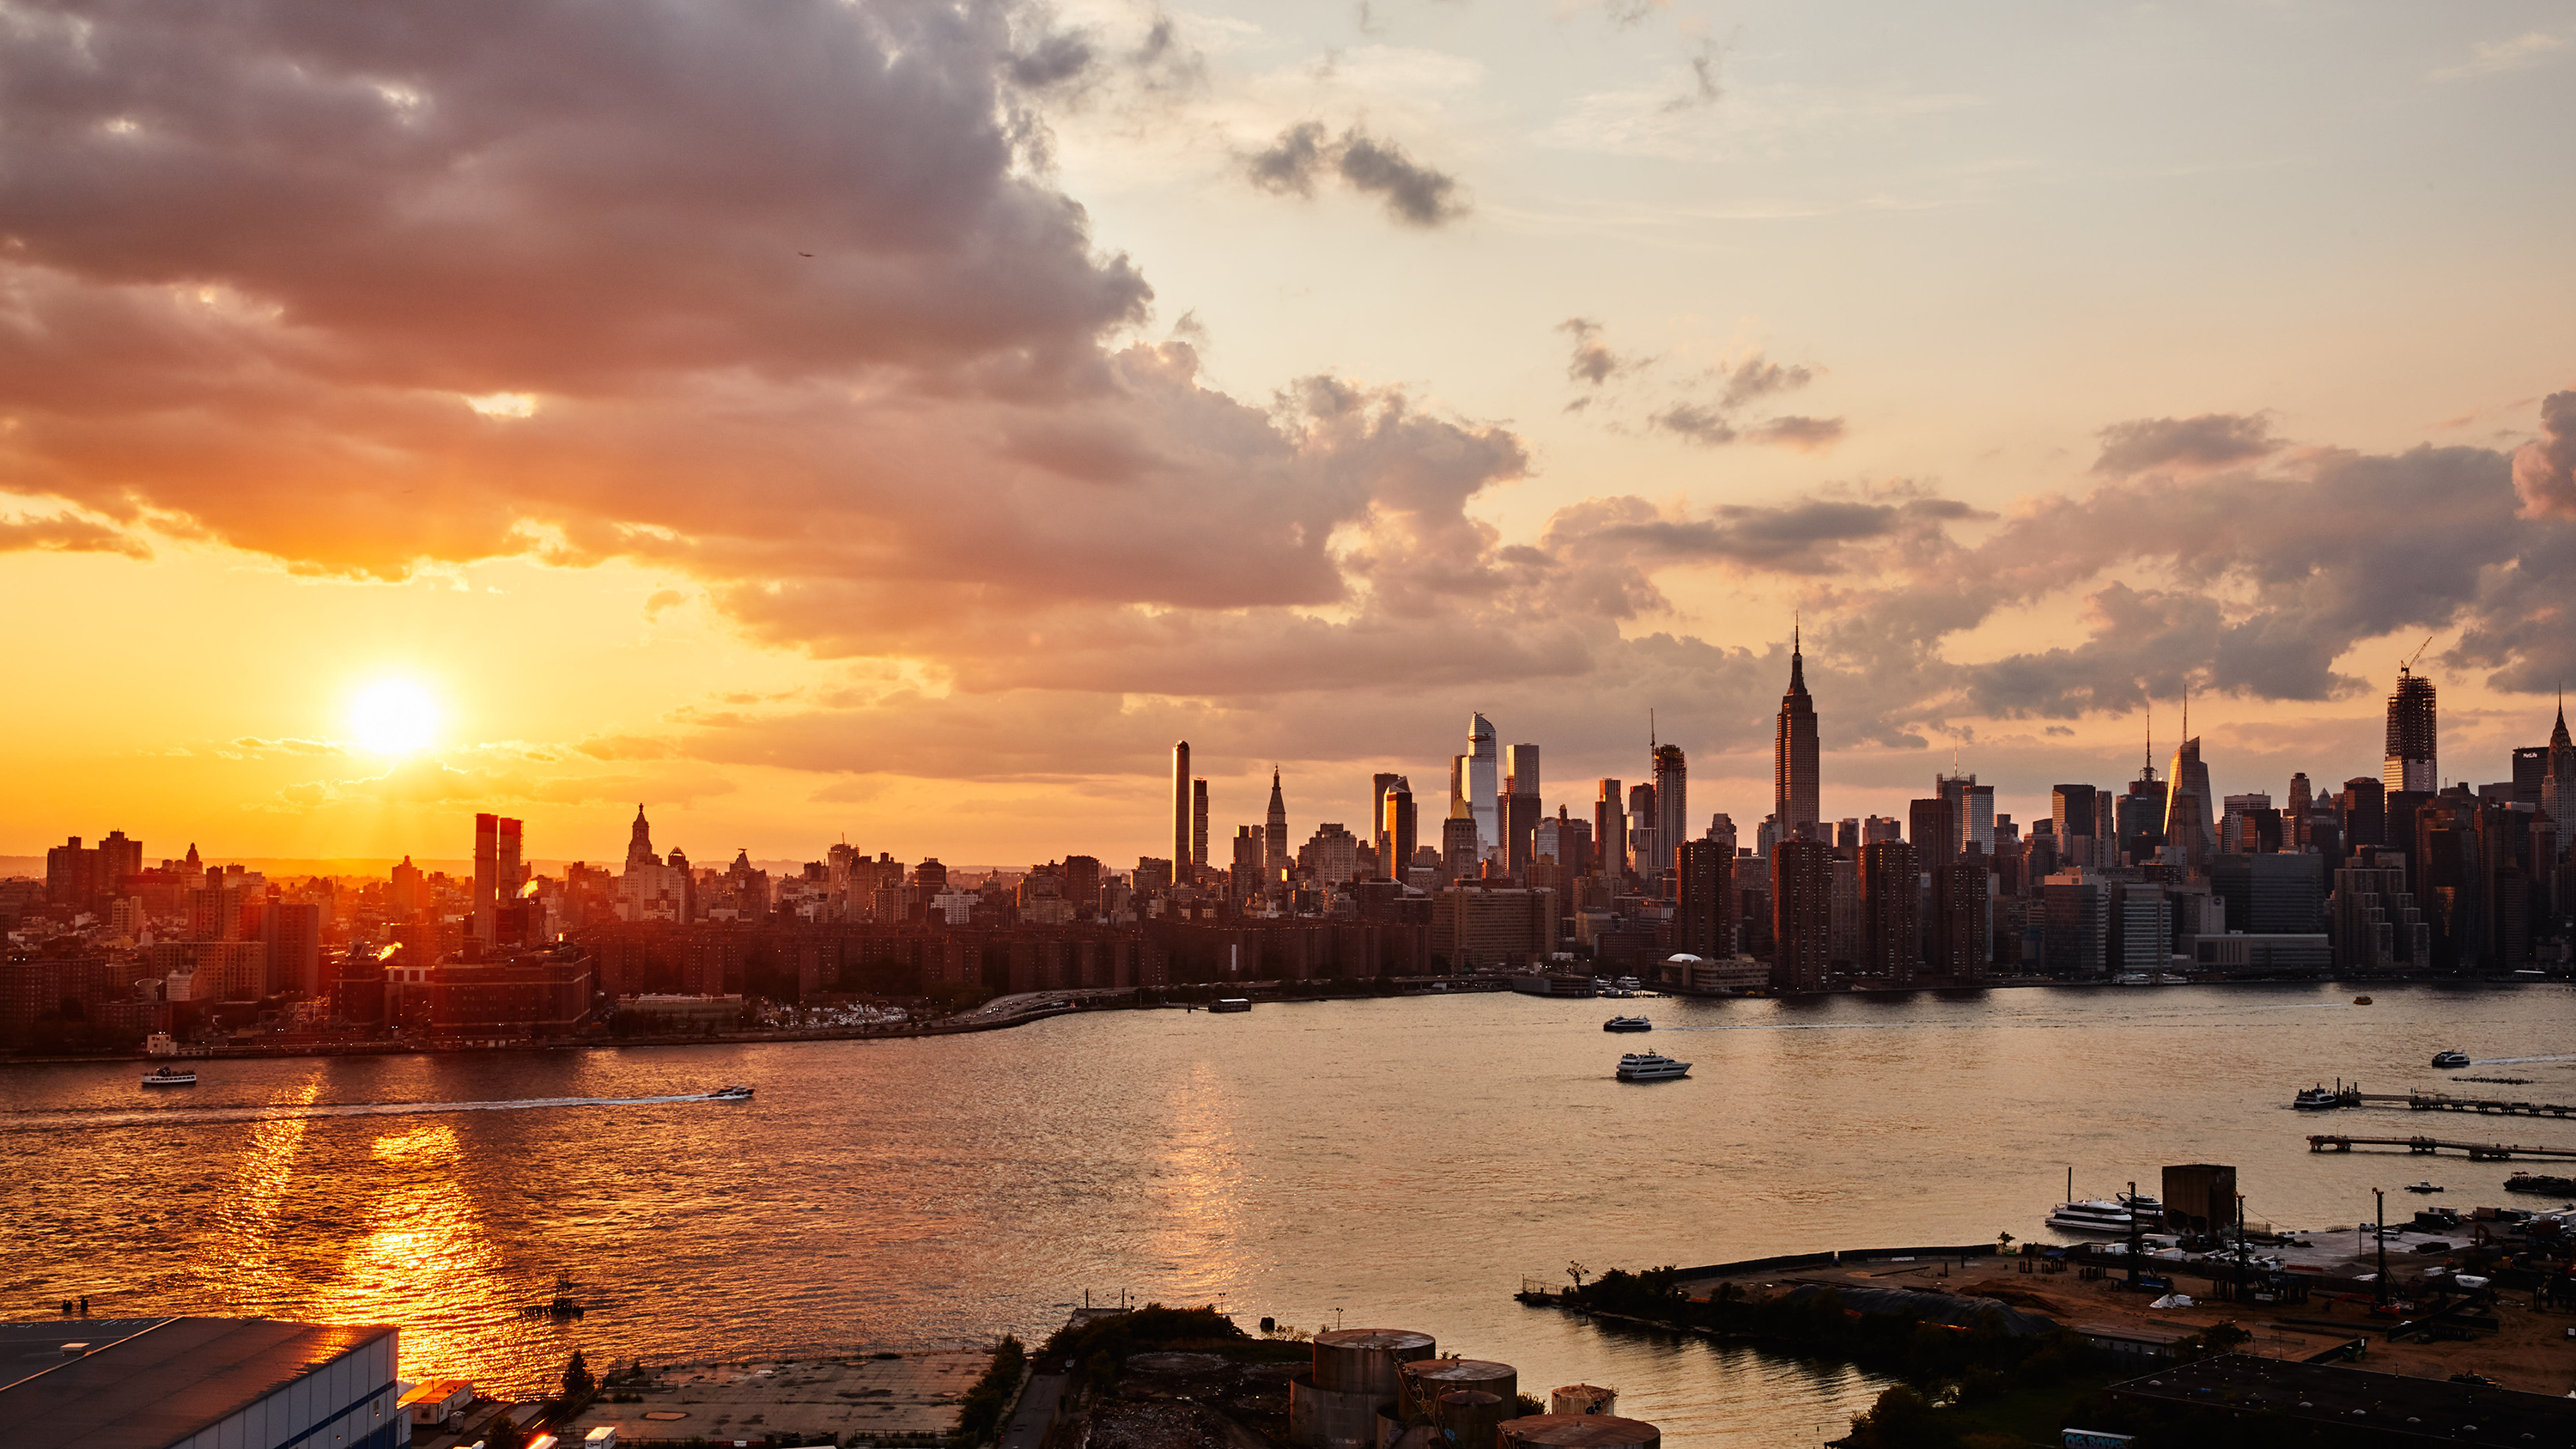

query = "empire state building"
[1775,629,1820,838]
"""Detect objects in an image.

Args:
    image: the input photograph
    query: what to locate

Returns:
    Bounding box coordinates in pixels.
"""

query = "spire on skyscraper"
[1774,627,1820,837]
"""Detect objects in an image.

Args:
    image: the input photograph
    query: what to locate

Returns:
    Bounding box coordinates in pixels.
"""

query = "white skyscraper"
[1467,713,1499,861]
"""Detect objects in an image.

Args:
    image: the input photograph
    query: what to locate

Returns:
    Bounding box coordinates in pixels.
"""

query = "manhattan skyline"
[2,1,2572,867]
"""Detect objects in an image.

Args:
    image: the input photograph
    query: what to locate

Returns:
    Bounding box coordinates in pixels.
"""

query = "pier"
[2316,1088,2576,1118]
[2306,1133,2576,1160]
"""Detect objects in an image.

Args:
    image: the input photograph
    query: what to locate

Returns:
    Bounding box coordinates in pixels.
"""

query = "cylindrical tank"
[1313,1329,1437,1397]
[1289,1375,1386,1449]
[1497,1415,1658,1449]
[1400,1359,1517,1421]
[1437,1390,1508,1449]
[1548,1385,1618,1417]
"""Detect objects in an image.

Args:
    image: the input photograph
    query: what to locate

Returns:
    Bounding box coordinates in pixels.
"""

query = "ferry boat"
[140,1065,198,1087]
[2293,1081,2354,1111]
[2046,1195,2164,1235]
[1614,1051,1691,1082]
[707,1084,754,1100]
[2431,1050,2472,1068]
[2404,1181,2444,1194]
[1602,1015,1652,1032]
[1208,997,1253,1014]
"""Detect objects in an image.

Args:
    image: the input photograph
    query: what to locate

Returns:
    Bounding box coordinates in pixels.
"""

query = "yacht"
[1614,1051,1692,1082]
[140,1065,198,1087]
[2431,1050,2472,1068]
[2047,1195,2164,1235]
[1614,977,1645,993]
[2293,1083,2350,1111]
[707,1084,754,1100]
[2405,1181,2444,1194]
[1602,1015,1652,1032]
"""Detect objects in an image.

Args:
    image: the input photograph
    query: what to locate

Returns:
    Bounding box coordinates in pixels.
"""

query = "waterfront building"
[1934,857,1991,981]
[0,1317,404,1449]
[1826,853,1861,966]
[2331,851,2429,971]
[2041,870,2109,977]
[1431,886,1558,969]
[1672,838,1734,959]
[1769,837,1832,992]
[2385,664,2438,794]
[1773,629,1820,839]
[2109,880,2172,975]
[1857,840,1920,982]
[2210,852,2325,934]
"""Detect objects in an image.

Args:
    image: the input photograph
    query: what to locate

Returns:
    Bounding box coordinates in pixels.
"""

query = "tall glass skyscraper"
[2385,667,2438,794]
[1467,714,1498,861]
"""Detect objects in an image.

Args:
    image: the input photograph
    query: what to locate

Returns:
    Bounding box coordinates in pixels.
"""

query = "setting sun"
[347,678,440,755]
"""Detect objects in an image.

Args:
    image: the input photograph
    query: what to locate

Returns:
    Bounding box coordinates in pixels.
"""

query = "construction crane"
[2399,635,2433,678]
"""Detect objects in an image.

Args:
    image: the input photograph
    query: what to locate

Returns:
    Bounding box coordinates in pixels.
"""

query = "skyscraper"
[1629,782,1658,880]
[1673,838,1734,958]
[1858,839,1920,983]
[1467,714,1499,861]
[1172,741,1192,874]
[2543,700,2576,825]
[1775,627,1820,839]
[1770,838,1832,992]
[1504,744,1540,874]
[2385,664,2438,794]
[1381,778,1417,881]
[475,811,524,944]
[1191,779,1210,877]
[1595,779,1626,879]
[1653,743,1687,878]
[1266,767,1290,877]
[1909,797,1955,872]
[1935,770,1991,856]
[2164,736,2215,869]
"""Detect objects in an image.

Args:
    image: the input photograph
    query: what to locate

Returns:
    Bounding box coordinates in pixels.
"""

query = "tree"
[562,1348,596,1403]
[1566,1261,1588,1289]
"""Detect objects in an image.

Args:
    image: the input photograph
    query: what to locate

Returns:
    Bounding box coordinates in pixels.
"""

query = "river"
[3,982,2567,1443]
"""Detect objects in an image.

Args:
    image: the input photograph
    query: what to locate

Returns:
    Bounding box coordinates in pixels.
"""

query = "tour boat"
[1602,1016,1652,1032]
[140,1065,197,1087]
[2405,1181,2444,1194]
[2292,1084,2348,1111]
[1614,1051,1691,1082]
[2046,1195,2164,1235]
[2431,1050,2472,1068]
[707,1084,754,1100]
[1208,998,1252,1014]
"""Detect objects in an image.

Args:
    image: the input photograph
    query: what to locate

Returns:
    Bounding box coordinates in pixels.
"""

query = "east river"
[6,983,2572,1442]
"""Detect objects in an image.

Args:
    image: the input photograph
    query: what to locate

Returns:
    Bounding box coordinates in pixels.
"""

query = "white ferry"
[2047,1194,2162,1235]
[1602,1015,1652,1032]
[140,1065,198,1087]
[2431,1050,2471,1068]
[1615,1051,1691,1082]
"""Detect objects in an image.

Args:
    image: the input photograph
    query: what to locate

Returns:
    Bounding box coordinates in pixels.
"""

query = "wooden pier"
[2298,1087,2576,1117]
[2306,1132,2576,1160]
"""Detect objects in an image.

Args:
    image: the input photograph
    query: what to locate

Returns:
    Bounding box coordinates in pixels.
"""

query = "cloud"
[0,508,151,558]
[2512,391,2576,519]
[2091,412,2280,475]
[1243,121,1467,226]
[1558,319,1631,387]
[1640,350,1837,449]
[1744,415,1847,451]
[2431,28,2572,82]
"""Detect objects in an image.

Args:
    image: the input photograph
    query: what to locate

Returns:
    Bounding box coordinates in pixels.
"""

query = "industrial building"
[0,1316,400,1449]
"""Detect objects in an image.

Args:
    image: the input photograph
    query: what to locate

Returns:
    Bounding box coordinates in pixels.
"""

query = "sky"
[3,0,2573,871]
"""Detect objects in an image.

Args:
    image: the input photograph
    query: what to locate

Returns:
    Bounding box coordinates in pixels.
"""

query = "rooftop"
[0,1317,394,1449]
[2105,1353,2576,1447]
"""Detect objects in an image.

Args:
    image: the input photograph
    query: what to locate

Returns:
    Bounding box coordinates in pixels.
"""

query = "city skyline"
[2,2,2572,867]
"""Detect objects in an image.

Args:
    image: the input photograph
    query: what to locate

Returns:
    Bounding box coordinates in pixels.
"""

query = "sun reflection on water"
[209,1078,321,1305]
[308,1122,522,1379]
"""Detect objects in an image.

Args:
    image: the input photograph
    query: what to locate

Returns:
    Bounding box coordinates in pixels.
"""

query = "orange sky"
[3,1,2573,871]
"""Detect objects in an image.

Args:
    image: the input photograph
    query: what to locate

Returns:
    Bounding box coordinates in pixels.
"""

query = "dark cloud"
[1642,351,1823,447]
[1558,318,1636,387]
[2092,412,2280,475]
[1649,403,1736,445]
[1242,122,1467,227]
[2512,390,2576,518]
[1720,355,1814,406]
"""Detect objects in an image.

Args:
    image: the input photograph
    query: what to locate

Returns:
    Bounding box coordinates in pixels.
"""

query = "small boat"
[707,1084,754,1100]
[140,1065,197,1087]
[2405,1181,2444,1194]
[2432,1050,2472,1068]
[1614,1051,1691,1081]
[1602,1015,1652,1032]
[2354,995,2373,1006]
[1208,998,1252,1014]
[2293,1084,2348,1111]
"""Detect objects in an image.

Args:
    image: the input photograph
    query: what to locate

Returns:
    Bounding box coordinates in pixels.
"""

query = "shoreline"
[3,971,2559,1069]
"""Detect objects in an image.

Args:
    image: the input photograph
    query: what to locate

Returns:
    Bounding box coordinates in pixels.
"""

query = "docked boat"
[140,1065,197,1087]
[707,1084,754,1100]
[2504,1172,2576,1196]
[2405,1181,2444,1194]
[2431,1050,2472,1068]
[1602,1015,1652,1032]
[1614,1051,1691,1081]
[2047,1195,2164,1235]
[1209,998,1253,1013]
[2292,1083,2349,1110]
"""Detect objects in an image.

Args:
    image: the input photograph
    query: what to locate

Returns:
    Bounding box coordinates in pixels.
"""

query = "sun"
[348,679,440,755]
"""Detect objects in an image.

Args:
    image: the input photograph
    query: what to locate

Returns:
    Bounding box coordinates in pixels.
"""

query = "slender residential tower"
[1653,742,1687,874]
[2385,665,2438,794]
[1172,741,1192,871]
[1467,714,1499,861]
[1775,626,1820,840]
[2162,732,2215,870]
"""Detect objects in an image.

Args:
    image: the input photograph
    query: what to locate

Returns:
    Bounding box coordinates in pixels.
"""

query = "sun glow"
[348,678,440,754]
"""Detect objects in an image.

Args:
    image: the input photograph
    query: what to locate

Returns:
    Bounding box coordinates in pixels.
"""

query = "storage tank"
[1400,1359,1516,1421]
[1312,1329,1438,1397]
[1497,1415,1658,1449]
[1436,1390,1509,1449]
[1548,1385,1617,1417]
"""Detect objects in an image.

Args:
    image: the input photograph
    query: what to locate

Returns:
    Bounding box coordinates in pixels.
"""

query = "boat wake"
[1,1092,724,1133]
[2470,1055,2576,1066]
